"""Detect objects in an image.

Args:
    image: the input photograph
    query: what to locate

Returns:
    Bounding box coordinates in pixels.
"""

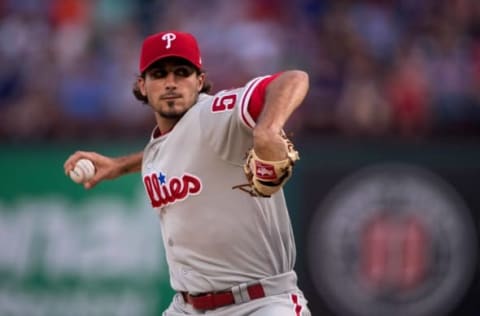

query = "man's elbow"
[284,70,309,88]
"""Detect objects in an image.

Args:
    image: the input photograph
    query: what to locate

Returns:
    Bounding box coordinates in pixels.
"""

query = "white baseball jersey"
[141,75,297,294]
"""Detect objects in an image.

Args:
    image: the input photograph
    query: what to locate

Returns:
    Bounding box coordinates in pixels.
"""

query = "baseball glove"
[233,135,300,197]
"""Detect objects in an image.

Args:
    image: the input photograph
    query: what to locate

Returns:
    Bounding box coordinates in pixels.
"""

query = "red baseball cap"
[139,31,203,73]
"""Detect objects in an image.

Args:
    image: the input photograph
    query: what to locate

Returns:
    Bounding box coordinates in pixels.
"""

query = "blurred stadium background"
[0,0,479,315]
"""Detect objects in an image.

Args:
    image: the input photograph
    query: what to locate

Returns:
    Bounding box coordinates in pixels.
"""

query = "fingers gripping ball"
[69,159,96,184]
[234,137,300,197]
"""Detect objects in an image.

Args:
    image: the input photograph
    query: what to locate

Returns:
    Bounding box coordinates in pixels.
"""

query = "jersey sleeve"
[240,72,282,129]
[199,74,279,164]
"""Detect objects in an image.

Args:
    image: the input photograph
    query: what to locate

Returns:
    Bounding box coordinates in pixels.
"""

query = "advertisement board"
[0,143,174,316]
[289,138,480,316]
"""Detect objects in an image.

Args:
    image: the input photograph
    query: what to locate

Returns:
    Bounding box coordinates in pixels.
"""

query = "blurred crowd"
[0,0,479,142]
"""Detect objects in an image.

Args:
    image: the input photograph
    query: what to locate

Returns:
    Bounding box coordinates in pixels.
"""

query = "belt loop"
[231,283,248,304]
[239,283,249,302]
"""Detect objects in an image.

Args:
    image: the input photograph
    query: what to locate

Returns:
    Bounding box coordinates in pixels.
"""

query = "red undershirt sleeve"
[247,72,282,122]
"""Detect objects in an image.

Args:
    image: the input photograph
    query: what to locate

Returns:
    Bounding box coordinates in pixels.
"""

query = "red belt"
[181,283,265,310]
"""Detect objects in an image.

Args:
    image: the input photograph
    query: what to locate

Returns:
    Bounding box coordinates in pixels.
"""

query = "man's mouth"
[161,94,181,100]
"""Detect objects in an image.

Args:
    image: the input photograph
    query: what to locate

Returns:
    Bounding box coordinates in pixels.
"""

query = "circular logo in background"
[308,163,478,316]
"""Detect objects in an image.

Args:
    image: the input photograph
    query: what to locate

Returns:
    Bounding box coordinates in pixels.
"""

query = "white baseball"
[69,158,96,184]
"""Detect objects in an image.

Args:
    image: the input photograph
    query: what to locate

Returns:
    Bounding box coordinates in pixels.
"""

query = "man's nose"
[164,72,177,88]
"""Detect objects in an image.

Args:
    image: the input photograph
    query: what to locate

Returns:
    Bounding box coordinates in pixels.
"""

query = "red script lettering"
[143,173,202,207]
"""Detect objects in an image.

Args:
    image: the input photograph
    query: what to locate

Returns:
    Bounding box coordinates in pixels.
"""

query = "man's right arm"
[64,151,143,189]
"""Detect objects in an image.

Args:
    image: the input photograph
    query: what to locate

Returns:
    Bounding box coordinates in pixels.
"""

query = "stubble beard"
[158,100,188,119]
[158,94,201,119]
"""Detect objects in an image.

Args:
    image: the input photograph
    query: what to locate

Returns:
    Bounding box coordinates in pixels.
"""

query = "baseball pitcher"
[64,31,311,316]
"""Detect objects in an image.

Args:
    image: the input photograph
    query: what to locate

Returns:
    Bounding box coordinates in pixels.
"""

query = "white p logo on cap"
[162,33,176,49]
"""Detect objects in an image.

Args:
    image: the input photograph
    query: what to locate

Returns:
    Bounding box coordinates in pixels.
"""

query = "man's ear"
[198,73,205,92]
[137,77,146,96]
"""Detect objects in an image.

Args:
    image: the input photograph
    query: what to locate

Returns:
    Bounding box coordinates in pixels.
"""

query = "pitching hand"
[64,151,120,189]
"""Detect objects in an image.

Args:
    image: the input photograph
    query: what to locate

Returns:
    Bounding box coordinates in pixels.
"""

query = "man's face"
[138,58,205,119]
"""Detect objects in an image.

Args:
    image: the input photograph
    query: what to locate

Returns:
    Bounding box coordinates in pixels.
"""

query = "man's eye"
[151,69,167,78]
[175,67,193,77]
